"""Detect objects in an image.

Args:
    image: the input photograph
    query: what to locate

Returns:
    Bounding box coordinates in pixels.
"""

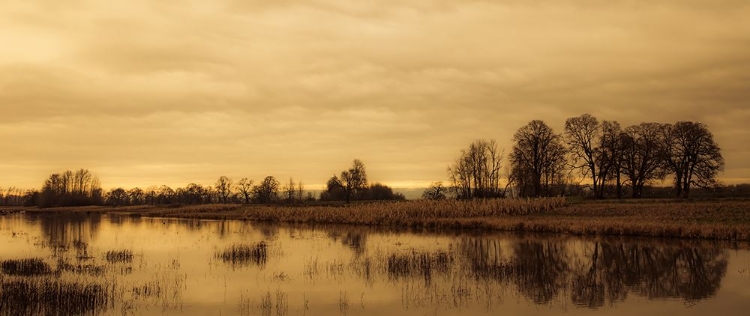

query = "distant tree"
[662,121,724,198]
[236,178,254,204]
[283,178,297,203]
[509,120,567,197]
[215,176,233,203]
[128,187,145,205]
[297,181,305,203]
[367,183,405,200]
[448,139,504,199]
[39,169,102,207]
[106,188,129,206]
[422,181,447,200]
[340,159,368,203]
[620,123,668,198]
[320,175,347,201]
[564,114,622,198]
[252,176,280,204]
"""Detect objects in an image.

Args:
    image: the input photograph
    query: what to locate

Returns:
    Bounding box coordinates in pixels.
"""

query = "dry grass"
[14,198,750,241]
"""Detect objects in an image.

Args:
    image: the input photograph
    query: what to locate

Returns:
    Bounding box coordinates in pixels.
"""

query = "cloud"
[1,0,749,188]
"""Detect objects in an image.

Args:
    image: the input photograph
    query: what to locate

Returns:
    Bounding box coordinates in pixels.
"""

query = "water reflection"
[0,213,745,315]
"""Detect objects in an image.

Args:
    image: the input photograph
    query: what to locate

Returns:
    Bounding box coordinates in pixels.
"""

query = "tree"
[564,114,622,198]
[448,139,504,199]
[283,178,297,203]
[422,181,447,200]
[215,176,234,203]
[509,120,567,197]
[106,188,129,206]
[367,183,405,200]
[620,123,668,198]
[320,175,347,201]
[128,187,145,205]
[662,121,724,198]
[252,176,280,204]
[339,159,369,203]
[38,169,102,207]
[236,178,254,204]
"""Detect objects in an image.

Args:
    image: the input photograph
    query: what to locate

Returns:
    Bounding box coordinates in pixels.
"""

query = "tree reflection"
[30,213,101,256]
[459,237,727,308]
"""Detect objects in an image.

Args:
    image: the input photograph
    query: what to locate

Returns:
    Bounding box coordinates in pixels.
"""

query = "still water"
[1,212,749,316]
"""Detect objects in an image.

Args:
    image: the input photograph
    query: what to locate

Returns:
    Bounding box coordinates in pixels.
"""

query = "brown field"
[7,197,750,241]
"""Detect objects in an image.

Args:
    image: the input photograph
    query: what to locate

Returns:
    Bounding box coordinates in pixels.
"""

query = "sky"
[1,0,749,190]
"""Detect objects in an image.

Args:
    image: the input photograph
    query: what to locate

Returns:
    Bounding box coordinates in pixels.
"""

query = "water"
[1,212,749,315]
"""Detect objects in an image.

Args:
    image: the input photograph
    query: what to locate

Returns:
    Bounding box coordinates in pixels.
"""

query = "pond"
[1,212,749,315]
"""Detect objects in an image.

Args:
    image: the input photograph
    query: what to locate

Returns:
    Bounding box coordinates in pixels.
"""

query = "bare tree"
[215,176,234,203]
[340,159,369,203]
[283,178,296,203]
[620,123,668,198]
[564,114,622,198]
[662,121,724,198]
[236,178,254,204]
[510,120,567,197]
[296,181,305,203]
[422,181,447,200]
[252,176,280,204]
[448,139,504,199]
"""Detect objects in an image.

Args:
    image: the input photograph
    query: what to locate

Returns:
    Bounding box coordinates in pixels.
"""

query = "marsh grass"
[0,278,112,316]
[216,242,268,267]
[105,249,134,264]
[0,259,52,276]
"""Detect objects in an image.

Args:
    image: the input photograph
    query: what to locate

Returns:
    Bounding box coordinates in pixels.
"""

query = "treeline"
[3,159,403,208]
[443,114,725,199]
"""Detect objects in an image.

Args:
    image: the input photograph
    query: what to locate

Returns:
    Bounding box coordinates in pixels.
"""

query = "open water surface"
[1,212,749,315]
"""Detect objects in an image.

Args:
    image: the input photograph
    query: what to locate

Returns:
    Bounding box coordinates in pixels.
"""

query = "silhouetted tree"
[620,123,668,198]
[422,181,447,200]
[366,183,405,200]
[448,139,504,199]
[320,175,347,201]
[564,114,622,198]
[106,188,129,206]
[215,176,233,203]
[128,187,145,205]
[252,176,279,204]
[236,178,254,204]
[39,169,102,207]
[340,159,368,203]
[662,122,724,198]
[509,120,567,197]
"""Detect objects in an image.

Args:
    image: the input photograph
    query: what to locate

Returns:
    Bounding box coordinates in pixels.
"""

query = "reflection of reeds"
[0,278,111,315]
[105,249,133,263]
[386,251,454,284]
[1,258,52,276]
[216,242,268,267]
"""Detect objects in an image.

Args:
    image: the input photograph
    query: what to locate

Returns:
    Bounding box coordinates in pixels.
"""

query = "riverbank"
[8,198,750,241]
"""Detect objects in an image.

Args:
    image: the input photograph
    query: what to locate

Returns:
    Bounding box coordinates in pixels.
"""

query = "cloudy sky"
[1,0,749,190]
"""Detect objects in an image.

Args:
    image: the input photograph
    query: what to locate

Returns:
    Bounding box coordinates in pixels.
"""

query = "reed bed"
[216,242,268,267]
[1,259,52,276]
[0,278,112,316]
[105,249,134,264]
[237,198,566,225]
[386,251,455,284]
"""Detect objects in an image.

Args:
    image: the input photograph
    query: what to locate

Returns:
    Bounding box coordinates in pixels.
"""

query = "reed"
[0,259,52,276]
[0,278,111,316]
[216,242,268,267]
[105,249,134,264]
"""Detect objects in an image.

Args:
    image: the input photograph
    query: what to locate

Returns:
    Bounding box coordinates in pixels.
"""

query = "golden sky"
[1,0,749,190]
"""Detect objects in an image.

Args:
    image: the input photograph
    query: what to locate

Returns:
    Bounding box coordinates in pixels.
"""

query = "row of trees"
[447,115,724,199]
[320,159,405,202]
[6,159,402,208]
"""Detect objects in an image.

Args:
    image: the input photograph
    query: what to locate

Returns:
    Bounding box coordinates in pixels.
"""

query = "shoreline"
[5,198,750,241]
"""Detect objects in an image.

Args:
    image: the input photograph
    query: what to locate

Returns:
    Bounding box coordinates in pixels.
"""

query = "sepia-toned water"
[1,212,749,316]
